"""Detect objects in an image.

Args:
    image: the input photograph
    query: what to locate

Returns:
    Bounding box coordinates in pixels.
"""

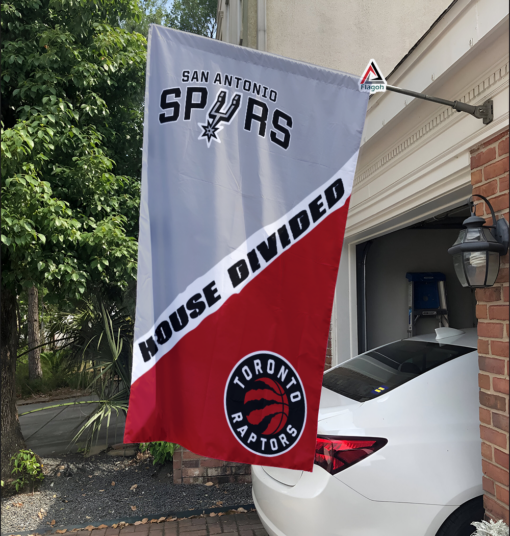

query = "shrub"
[471,519,510,536]
[139,442,179,465]
[11,449,44,493]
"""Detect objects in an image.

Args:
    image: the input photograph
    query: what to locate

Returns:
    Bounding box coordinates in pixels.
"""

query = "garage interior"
[356,204,478,353]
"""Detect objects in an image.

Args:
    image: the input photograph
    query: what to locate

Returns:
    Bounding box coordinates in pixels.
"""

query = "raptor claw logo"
[224,352,306,456]
[199,90,241,146]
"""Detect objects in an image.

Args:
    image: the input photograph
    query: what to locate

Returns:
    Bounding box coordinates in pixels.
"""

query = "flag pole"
[385,85,493,125]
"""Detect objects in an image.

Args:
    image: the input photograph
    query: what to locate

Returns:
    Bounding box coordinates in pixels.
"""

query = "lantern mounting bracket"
[469,194,509,255]
[385,85,494,125]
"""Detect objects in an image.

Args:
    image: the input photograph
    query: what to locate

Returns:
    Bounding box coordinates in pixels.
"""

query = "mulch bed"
[1,451,253,535]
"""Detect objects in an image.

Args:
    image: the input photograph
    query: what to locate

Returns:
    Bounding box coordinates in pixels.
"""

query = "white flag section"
[125,25,368,471]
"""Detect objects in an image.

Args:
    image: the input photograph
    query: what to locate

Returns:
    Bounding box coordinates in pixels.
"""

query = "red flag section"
[124,199,350,471]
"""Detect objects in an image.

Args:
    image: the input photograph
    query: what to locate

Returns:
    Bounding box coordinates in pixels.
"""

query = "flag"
[124,25,368,471]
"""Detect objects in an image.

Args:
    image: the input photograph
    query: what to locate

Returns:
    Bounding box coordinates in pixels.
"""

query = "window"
[322,340,473,403]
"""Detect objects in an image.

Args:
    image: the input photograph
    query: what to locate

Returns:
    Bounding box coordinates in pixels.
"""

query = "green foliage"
[11,449,44,492]
[1,0,146,304]
[40,350,70,375]
[122,0,216,38]
[16,350,85,398]
[122,0,171,37]
[139,441,178,465]
[167,0,217,38]
[70,302,133,448]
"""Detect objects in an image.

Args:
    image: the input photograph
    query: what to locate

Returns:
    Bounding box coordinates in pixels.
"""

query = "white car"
[252,327,483,536]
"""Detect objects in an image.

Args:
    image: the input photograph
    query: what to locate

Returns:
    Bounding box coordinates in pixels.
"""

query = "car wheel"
[436,496,484,536]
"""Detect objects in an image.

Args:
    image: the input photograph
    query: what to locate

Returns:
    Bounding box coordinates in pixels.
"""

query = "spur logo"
[224,352,306,456]
[199,90,242,146]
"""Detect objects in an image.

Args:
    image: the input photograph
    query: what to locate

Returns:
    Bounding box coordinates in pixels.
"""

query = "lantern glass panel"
[485,251,500,286]
[464,251,487,287]
[482,228,499,244]
[453,253,468,287]
[465,229,483,242]
[453,230,466,246]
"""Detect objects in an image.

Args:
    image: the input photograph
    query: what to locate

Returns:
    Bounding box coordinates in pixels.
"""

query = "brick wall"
[471,130,509,524]
[173,448,251,485]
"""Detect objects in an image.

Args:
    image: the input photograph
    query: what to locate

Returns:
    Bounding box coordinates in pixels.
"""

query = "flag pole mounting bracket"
[385,85,494,125]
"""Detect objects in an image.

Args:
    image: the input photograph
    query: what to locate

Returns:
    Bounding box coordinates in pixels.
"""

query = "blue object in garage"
[406,273,448,337]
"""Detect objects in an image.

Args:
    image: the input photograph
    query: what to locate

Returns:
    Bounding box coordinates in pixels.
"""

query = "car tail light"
[314,436,387,475]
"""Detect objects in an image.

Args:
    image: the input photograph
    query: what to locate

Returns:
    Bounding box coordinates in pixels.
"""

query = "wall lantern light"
[448,195,509,288]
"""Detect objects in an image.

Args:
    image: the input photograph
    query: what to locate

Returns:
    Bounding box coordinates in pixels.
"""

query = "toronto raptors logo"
[224,352,306,456]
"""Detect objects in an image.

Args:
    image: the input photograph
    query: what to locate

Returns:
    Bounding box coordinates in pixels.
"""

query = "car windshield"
[322,340,473,402]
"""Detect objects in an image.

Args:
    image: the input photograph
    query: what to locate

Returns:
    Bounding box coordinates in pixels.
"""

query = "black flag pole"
[385,85,494,125]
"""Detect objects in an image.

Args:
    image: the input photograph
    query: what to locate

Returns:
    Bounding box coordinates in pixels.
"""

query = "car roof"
[408,327,478,349]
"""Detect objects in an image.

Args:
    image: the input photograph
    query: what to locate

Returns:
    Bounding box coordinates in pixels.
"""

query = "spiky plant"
[471,519,510,536]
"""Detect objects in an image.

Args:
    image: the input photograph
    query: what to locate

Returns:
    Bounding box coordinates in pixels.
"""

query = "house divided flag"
[124,25,369,471]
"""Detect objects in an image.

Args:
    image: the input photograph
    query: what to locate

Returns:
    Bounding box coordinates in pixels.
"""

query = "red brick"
[482,459,510,486]
[479,374,491,390]
[476,287,502,302]
[499,138,509,157]
[484,158,510,181]
[491,341,509,358]
[472,169,483,185]
[501,251,509,266]
[496,484,509,505]
[182,450,206,460]
[182,460,200,469]
[495,448,510,470]
[489,306,509,321]
[472,147,497,169]
[200,459,224,468]
[500,174,509,193]
[480,132,508,149]
[479,356,507,374]
[484,494,510,525]
[477,305,488,319]
[474,180,499,198]
[503,286,509,302]
[478,339,490,355]
[480,392,507,412]
[480,425,508,449]
[482,441,493,460]
[494,378,510,395]
[478,322,504,339]
[182,467,205,477]
[492,412,509,433]
[480,406,492,425]
[483,475,496,494]
[496,267,509,284]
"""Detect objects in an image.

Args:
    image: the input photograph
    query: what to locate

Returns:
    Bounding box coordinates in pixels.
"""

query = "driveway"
[17,395,126,456]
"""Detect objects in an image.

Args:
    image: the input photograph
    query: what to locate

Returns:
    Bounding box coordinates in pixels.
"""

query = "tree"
[1,0,146,479]
[27,286,42,380]
[122,0,171,37]
[167,0,217,38]
[122,0,217,39]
